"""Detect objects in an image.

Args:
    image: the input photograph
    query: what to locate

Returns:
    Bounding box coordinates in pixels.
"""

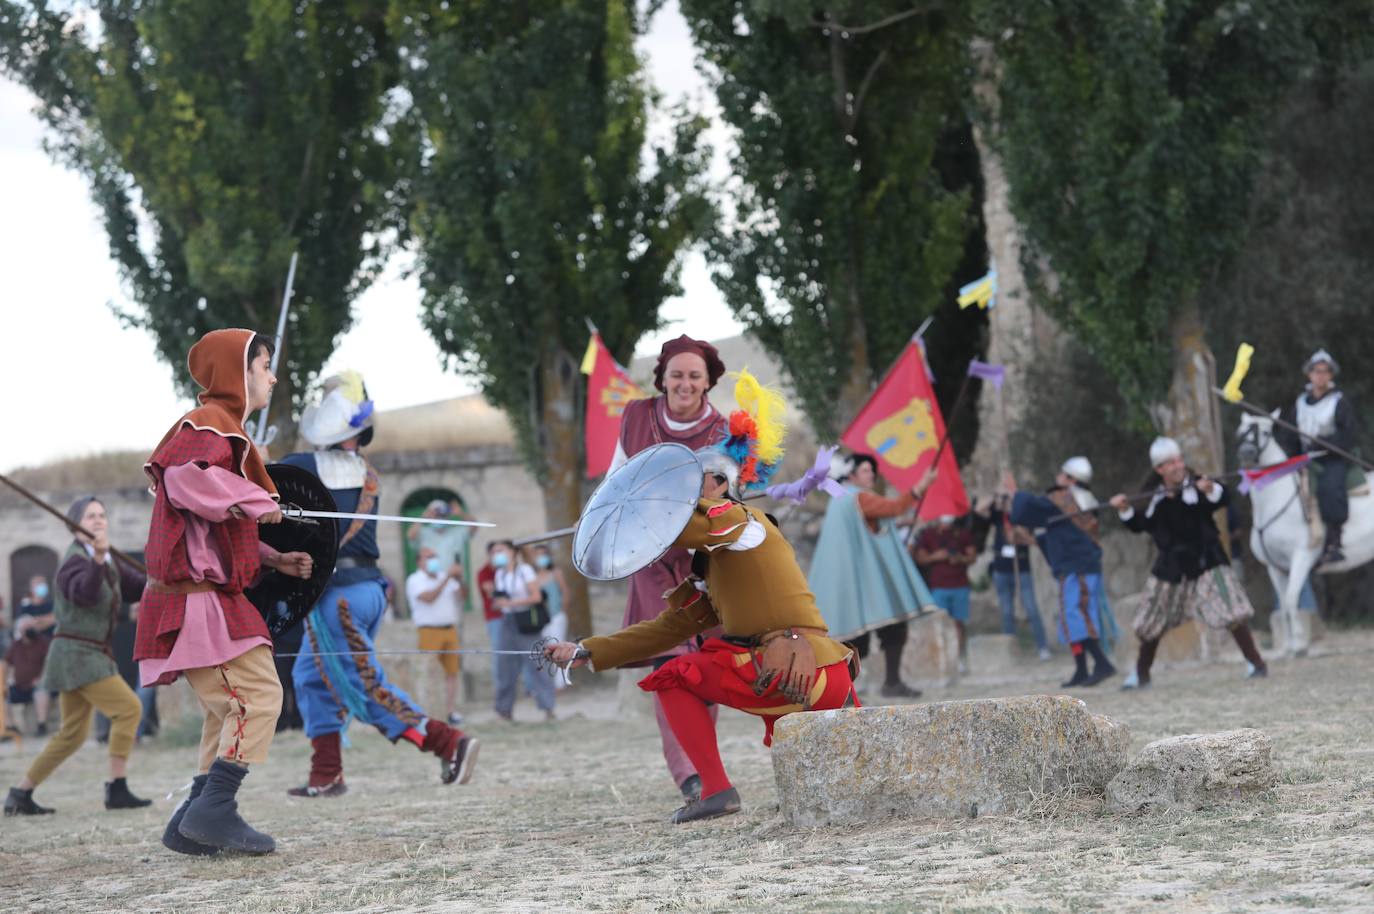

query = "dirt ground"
[3,635,1373,914]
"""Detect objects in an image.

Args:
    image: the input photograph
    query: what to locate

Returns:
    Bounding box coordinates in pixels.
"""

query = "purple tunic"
[617,396,727,664]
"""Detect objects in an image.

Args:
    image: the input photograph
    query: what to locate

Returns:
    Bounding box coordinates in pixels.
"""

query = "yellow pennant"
[579,334,599,375]
[1221,343,1254,403]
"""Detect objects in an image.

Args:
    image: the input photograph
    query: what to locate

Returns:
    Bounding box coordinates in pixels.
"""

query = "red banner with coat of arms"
[581,331,646,478]
[840,338,968,520]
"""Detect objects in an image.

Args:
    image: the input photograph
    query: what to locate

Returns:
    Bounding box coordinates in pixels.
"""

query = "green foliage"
[679,0,981,437]
[1206,63,1374,439]
[0,0,408,421]
[979,0,1361,418]
[392,0,713,479]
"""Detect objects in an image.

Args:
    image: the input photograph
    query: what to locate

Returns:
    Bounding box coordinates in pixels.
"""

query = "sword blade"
[283,506,495,528]
[513,526,576,546]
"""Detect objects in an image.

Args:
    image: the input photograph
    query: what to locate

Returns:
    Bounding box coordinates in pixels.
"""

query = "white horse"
[1236,411,1374,655]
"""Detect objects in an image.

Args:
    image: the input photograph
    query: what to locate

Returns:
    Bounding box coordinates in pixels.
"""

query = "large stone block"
[771,694,1129,826]
[1106,728,1276,813]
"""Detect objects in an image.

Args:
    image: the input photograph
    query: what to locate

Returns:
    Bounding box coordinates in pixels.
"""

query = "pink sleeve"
[258,540,281,562]
[163,463,279,522]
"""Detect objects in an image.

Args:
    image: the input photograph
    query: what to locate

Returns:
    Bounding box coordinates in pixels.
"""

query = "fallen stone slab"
[1106,728,1275,813]
[771,694,1129,826]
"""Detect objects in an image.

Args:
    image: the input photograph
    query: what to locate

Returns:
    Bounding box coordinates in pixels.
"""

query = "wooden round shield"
[246,463,339,638]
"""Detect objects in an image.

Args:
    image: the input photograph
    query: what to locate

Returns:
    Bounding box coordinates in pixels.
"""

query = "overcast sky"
[0,2,741,472]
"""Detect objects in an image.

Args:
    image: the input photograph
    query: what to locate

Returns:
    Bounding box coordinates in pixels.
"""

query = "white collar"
[82,542,113,565]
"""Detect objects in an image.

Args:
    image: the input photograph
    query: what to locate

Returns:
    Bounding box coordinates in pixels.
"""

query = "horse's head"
[1236,411,1279,467]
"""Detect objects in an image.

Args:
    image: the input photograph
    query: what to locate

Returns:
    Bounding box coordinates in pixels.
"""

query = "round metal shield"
[573,443,703,582]
[245,463,339,638]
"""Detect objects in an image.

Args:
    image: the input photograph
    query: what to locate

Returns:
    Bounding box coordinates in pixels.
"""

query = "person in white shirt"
[489,541,555,722]
[405,547,465,724]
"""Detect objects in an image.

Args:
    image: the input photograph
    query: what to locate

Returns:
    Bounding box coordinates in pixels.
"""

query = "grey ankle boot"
[163,775,219,856]
[177,760,275,854]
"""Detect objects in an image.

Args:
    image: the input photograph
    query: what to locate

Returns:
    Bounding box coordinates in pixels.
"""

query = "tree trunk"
[1149,303,1226,476]
[965,40,1070,491]
[834,274,875,434]
[539,348,593,638]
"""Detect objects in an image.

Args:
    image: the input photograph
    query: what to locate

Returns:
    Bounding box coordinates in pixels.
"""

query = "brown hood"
[145,328,278,498]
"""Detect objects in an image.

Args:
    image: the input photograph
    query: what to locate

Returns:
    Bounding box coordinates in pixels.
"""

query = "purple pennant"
[967,359,1005,390]
[766,445,848,504]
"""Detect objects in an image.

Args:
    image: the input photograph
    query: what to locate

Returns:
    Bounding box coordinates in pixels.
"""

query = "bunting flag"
[957,267,997,310]
[581,331,646,479]
[841,337,969,519]
[1238,453,1311,494]
[1221,343,1255,404]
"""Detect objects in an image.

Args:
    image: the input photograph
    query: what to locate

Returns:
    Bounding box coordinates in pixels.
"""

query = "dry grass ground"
[3,635,1373,914]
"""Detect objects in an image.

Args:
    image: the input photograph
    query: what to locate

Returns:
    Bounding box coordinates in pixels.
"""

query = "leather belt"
[721,626,828,649]
[54,631,114,657]
[335,557,377,570]
[147,578,220,595]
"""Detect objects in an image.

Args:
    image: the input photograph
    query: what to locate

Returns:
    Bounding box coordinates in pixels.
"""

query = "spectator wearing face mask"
[405,547,465,725]
[17,576,56,635]
[5,617,50,735]
[407,499,472,580]
[531,544,569,646]
[489,541,555,722]
[15,576,56,734]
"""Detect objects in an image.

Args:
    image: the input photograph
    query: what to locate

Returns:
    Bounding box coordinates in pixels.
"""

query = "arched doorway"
[399,487,474,615]
[9,544,59,610]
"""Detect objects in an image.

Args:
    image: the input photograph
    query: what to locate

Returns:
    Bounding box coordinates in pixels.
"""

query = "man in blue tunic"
[1006,460,1118,687]
[808,455,938,697]
[283,372,478,796]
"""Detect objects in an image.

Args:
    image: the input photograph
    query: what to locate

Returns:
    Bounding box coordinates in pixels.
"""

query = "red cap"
[653,335,726,393]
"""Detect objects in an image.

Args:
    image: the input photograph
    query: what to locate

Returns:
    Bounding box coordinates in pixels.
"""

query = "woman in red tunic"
[611,335,727,801]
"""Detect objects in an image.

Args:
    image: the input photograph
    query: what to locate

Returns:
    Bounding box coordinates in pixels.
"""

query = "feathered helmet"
[696,369,787,499]
[300,371,376,449]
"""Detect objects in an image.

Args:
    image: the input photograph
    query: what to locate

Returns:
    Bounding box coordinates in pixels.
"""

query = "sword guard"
[280,503,320,525]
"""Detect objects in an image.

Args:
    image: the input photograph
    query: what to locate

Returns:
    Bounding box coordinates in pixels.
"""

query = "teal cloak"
[807,486,938,640]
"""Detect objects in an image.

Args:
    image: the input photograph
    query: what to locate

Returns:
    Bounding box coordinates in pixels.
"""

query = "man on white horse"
[1275,350,1359,565]
[1111,438,1268,689]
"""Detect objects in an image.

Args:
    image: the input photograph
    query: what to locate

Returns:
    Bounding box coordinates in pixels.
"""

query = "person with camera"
[490,540,556,722]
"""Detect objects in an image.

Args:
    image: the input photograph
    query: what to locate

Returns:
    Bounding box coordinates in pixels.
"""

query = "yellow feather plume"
[732,369,787,465]
[336,370,367,405]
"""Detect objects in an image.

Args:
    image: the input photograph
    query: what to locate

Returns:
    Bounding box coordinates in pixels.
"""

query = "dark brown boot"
[670,787,741,824]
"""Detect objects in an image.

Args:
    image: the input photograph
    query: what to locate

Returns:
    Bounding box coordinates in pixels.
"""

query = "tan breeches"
[25,675,142,786]
[184,645,282,772]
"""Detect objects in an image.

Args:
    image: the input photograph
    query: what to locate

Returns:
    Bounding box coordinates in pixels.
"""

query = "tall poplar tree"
[0,0,408,442]
[679,0,983,438]
[392,0,713,635]
[976,0,1374,469]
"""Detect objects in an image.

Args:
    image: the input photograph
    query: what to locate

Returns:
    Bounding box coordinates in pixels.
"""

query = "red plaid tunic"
[134,426,271,669]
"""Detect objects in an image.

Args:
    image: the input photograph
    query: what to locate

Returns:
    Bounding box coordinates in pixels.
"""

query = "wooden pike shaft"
[1212,387,1374,473]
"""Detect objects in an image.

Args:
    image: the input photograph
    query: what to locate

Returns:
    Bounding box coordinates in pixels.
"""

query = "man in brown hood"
[134,329,312,856]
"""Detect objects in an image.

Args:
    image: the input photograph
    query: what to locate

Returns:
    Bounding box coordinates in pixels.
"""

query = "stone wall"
[0,445,634,636]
